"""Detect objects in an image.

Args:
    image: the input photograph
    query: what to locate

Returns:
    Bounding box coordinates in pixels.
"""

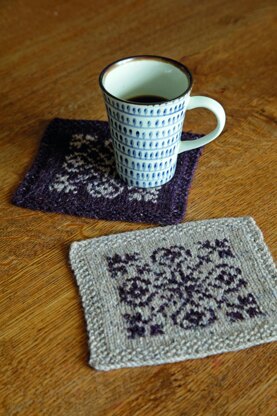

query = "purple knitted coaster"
[12,118,202,224]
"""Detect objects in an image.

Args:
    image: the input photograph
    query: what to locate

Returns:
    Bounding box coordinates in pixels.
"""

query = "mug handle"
[178,96,226,153]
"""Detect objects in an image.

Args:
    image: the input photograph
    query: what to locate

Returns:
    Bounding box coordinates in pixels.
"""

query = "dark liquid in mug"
[126,95,167,103]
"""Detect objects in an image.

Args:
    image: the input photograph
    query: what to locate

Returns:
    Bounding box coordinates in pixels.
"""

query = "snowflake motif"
[128,187,160,203]
[49,174,76,193]
[106,239,263,339]
[49,133,160,203]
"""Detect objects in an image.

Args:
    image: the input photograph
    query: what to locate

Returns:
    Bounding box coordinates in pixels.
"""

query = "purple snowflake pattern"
[106,239,263,339]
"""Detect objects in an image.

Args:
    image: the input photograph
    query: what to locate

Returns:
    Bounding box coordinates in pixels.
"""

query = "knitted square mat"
[70,217,277,371]
[12,118,202,224]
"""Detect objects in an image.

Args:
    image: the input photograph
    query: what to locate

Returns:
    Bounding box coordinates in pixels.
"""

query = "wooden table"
[1,0,276,414]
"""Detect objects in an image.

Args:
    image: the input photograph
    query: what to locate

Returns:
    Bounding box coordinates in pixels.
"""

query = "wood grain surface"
[1,0,276,415]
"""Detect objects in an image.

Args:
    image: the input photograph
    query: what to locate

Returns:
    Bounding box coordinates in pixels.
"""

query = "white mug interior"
[100,57,192,102]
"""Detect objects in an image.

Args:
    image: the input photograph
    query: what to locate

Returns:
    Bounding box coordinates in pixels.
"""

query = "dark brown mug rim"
[99,55,193,105]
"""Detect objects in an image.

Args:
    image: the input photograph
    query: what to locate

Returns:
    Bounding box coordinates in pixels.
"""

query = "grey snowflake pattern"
[49,133,160,202]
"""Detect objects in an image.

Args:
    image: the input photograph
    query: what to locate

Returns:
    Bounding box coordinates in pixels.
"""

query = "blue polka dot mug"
[99,55,226,188]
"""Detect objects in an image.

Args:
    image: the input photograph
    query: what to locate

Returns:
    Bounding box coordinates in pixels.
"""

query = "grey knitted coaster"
[70,217,277,371]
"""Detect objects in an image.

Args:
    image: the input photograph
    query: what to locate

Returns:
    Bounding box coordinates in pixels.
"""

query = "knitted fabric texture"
[12,118,202,225]
[70,217,277,371]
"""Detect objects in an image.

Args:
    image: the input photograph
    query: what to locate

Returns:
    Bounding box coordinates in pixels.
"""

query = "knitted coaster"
[70,217,277,371]
[12,118,202,225]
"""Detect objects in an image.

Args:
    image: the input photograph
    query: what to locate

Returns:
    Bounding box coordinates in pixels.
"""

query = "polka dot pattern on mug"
[104,93,189,188]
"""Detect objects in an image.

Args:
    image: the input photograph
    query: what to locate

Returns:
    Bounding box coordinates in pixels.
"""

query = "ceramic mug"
[99,55,226,188]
